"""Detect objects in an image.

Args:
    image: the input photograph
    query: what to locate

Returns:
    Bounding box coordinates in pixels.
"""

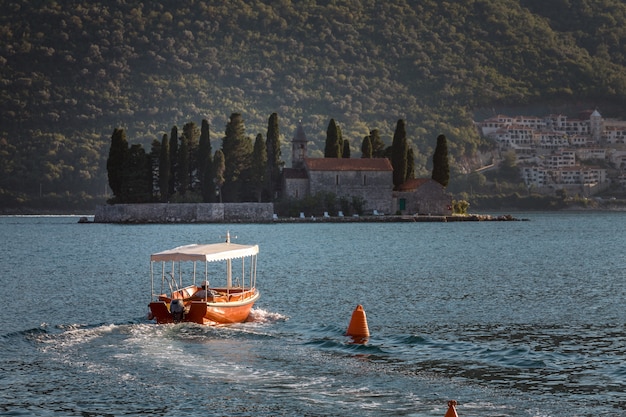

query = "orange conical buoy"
[346,304,370,340]
[444,400,459,417]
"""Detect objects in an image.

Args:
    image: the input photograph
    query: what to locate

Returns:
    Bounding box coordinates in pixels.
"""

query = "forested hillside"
[3,0,626,210]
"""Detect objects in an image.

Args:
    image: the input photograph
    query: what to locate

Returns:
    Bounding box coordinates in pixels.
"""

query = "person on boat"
[192,281,212,300]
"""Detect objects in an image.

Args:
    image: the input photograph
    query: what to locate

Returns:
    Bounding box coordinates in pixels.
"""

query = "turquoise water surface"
[0,212,624,416]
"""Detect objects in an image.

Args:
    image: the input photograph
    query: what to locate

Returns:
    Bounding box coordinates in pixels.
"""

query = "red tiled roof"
[304,158,393,171]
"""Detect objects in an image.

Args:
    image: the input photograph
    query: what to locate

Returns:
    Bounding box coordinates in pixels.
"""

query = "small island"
[92,202,523,224]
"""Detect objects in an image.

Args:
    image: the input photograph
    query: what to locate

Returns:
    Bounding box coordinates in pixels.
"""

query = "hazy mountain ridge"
[2,0,626,201]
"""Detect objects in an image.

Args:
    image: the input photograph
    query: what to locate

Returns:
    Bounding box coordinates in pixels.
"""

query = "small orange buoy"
[444,400,458,417]
[346,304,370,341]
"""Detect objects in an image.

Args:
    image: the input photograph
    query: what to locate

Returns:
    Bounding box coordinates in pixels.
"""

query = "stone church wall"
[94,203,274,223]
[308,170,393,214]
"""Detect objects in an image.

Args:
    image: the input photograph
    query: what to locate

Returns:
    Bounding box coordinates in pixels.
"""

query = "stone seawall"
[93,203,274,223]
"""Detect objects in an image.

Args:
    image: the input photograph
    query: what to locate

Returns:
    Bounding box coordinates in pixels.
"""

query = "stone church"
[282,122,451,215]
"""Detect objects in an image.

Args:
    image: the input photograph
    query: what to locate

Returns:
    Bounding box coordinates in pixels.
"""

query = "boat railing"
[151,272,186,302]
[165,272,179,295]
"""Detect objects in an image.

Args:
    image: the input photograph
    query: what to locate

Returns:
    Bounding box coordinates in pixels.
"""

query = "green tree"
[221,113,252,202]
[361,135,372,158]
[149,139,161,199]
[177,133,190,195]
[181,121,200,189]
[406,147,415,180]
[251,133,267,202]
[337,123,344,158]
[168,126,178,194]
[468,171,487,191]
[342,139,351,158]
[106,128,128,200]
[369,129,386,158]
[213,149,225,203]
[432,134,450,187]
[391,119,408,187]
[452,199,470,215]
[121,144,151,203]
[324,118,342,157]
[198,119,213,202]
[499,150,520,181]
[265,112,282,200]
[158,133,170,202]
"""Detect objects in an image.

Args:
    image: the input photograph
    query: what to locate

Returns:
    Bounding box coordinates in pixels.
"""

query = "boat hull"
[149,290,260,325]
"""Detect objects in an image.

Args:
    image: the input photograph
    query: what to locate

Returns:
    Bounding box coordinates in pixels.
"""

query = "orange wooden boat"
[148,232,260,325]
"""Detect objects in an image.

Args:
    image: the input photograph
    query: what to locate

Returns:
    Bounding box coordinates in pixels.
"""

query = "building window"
[399,198,406,211]
[363,174,367,186]
[336,175,339,185]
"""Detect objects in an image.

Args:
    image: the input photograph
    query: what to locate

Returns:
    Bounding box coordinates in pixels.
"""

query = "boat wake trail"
[247,307,288,324]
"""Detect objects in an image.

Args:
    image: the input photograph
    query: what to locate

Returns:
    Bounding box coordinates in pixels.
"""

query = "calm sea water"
[0,213,624,416]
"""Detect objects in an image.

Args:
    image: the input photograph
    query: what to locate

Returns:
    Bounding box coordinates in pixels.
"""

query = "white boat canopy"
[150,243,259,263]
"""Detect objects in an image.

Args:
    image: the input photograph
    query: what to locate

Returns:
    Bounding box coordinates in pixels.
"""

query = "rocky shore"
[272,213,525,223]
[91,203,524,223]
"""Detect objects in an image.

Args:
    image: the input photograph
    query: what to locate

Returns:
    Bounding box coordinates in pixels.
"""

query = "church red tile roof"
[304,158,393,171]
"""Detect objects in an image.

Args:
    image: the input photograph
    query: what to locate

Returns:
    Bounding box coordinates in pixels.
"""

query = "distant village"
[477,110,626,196]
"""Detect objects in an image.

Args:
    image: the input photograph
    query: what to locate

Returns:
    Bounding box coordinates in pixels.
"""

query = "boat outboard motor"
[170,299,185,322]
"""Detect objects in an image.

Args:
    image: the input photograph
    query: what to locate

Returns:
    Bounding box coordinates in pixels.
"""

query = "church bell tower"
[291,120,308,169]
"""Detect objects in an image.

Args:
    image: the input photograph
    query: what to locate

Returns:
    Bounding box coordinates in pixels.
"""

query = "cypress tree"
[324,119,341,157]
[265,113,282,200]
[251,133,267,202]
[198,119,212,180]
[221,113,252,202]
[213,149,225,203]
[198,119,213,202]
[106,128,128,200]
[369,129,386,158]
[149,139,161,200]
[121,144,151,203]
[177,134,190,195]
[432,134,450,187]
[158,133,170,202]
[168,126,178,194]
[406,147,416,180]
[391,119,408,187]
[181,121,200,190]
[361,135,372,158]
[342,139,350,158]
[337,123,344,158]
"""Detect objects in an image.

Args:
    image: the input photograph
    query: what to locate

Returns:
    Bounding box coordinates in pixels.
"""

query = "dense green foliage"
[158,133,170,202]
[106,128,128,198]
[406,147,415,180]
[4,0,626,209]
[368,130,386,158]
[342,140,351,158]
[213,149,226,202]
[251,133,267,202]
[391,119,408,187]
[432,134,450,187]
[221,113,253,202]
[324,119,342,158]
[360,135,372,158]
[198,119,213,202]
[265,113,282,199]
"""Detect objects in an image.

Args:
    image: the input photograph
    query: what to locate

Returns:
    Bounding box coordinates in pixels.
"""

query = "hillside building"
[477,110,621,195]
